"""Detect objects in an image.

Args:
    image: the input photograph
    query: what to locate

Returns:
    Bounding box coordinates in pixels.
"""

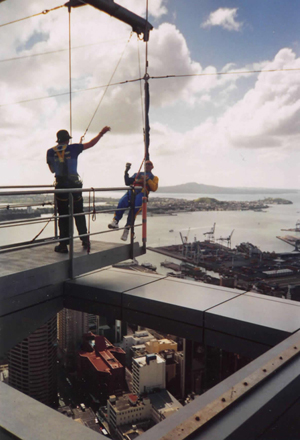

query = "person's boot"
[82,238,90,250]
[121,227,130,241]
[54,243,68,253]
[108,219,119,229]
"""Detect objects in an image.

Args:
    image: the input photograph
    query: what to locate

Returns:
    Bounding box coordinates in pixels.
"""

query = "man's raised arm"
[83,126,111,150]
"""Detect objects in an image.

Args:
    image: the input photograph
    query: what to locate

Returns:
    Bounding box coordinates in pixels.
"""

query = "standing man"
[47,126,110,253]
[108,160,158,241]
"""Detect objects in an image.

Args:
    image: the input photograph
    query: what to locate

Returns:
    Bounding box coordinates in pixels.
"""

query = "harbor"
[148,236,300,299]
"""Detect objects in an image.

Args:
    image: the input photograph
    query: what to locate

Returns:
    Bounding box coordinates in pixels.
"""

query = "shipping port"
[148,236,300,299]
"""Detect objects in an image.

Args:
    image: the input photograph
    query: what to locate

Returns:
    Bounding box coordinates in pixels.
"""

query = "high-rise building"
[8,315,57,406]
[132,354,166,396]
[57,309,89,369]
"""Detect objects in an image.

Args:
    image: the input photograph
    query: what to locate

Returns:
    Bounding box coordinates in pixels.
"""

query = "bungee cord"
[137,37,145,132]
[68,5,72,137]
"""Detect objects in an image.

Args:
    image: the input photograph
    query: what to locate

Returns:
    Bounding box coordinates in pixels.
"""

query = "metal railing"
[0,185,147,276]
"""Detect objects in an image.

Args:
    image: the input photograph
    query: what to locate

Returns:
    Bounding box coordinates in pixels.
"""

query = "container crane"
[217,229,234,248]
[203,223,216,242]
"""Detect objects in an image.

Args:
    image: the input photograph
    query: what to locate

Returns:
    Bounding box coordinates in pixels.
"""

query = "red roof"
[128,394,139,403]
[79,350,122,373]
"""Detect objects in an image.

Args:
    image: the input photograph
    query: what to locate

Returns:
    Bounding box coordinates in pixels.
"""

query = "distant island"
[158,182,298,195]
[0,195,292,220]
[147,197,292,215]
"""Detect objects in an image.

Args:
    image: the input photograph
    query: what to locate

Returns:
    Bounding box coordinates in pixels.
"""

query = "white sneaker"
[108,219,119,229]
[121,228,129,241]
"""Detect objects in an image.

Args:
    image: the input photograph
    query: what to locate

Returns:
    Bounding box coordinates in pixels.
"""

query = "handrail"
[0,186,133,196]
[0,185,147,276]
[0,185,54,189]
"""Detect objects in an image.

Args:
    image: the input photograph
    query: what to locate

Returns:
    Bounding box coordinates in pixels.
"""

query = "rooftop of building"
[79,334,124,372]
[147,389,182,415]
[134,354,165,367]
[109,393,149,411]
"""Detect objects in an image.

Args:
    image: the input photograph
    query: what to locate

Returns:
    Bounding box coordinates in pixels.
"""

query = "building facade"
[57,309,89,369]
[132,354,166,396]
[8,315,57,406]
[123,330,154,368]
[77,333,126,401]
[107,393,151,430]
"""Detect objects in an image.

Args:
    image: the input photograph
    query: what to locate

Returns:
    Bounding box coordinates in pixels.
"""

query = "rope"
[137,36,145,131]
[0,39,125,64]
[80,31,133,143]
[31,216,54,242]
[86,188,96,254]
[0,5,65,28]
[149,68,300,80]
[92,189,96,221]
[145,0,149,78]
[0,77,143,108]
[88,190,91,238]
[134,156,146,183]
[131,0,149,194]
[68,6,72,137]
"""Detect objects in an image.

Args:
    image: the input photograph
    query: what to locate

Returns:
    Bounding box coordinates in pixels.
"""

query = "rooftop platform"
[0,240,144,355]
[0,239,144,297]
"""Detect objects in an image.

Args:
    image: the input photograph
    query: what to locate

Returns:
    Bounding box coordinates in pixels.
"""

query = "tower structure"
[58,309,89,369]
[8,315,57,406]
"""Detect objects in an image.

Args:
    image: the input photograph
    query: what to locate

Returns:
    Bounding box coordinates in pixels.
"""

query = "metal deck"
[1,255,300,440]
[0,241,144,354]
[65,267,300,358]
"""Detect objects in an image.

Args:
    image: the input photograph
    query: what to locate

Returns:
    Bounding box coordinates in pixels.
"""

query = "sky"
[1,0,300,190]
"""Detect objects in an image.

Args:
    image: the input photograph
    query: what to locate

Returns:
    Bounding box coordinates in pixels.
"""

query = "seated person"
[108,160,158,241]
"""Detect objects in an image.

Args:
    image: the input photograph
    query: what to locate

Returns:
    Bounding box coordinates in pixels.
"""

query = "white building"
[123,330,154,354]
[107,393,151,430]
[132,354,166,396]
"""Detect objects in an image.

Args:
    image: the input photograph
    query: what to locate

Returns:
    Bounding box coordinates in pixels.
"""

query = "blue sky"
[0,0,300,189]
[165,0,300,68]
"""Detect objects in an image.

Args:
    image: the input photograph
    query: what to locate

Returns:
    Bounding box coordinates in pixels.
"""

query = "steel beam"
[65,0,153,41]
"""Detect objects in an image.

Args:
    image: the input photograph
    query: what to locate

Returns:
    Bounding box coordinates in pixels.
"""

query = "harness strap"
[53,144,68,162]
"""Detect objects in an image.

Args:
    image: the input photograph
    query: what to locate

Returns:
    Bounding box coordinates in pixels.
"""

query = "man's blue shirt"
[47,143,83,178]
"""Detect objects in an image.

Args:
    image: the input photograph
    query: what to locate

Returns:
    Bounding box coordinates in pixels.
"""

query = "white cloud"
[202,8,243,32]
[219,48,300,149]
[0,1,300,190]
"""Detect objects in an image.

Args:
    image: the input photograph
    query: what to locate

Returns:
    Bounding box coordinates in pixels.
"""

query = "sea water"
[2,191,300,273]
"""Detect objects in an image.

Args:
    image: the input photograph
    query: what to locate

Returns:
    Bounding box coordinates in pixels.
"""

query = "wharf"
[277,235,300,249]
[160,260,181,272]
[149,241,300,297]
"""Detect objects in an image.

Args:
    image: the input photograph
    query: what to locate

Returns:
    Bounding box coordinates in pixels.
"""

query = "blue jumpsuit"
[114,171,159,226]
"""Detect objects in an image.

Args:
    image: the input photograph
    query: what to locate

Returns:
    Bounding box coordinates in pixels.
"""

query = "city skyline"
[1,0,300,189]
